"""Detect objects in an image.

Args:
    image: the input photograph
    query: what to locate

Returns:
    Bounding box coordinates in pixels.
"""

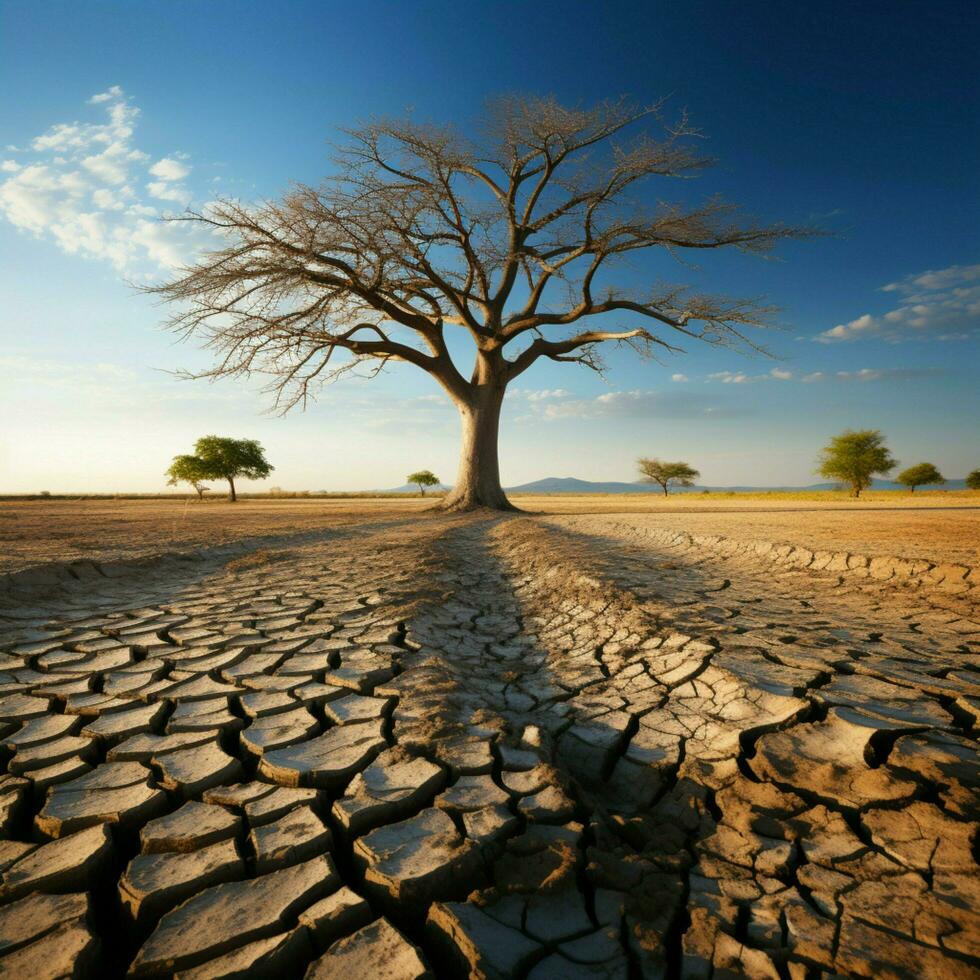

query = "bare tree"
[151,97,811,510]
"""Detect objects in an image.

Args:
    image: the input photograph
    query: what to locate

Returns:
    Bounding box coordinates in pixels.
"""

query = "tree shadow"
[394,514,771,974]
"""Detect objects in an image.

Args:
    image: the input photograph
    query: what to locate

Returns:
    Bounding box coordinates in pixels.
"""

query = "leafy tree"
[638,458,700,496]
[966,469,980,491]
[150,96,811,511]
[192,436,273,502]
[165,454,211,500]
[896,462,944,493]
[817,429,896,498]
[407,470,440,496]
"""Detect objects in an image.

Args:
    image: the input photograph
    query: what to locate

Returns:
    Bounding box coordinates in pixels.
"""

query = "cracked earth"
[0,512,977,979]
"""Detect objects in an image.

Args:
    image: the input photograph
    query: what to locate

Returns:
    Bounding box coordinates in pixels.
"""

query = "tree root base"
[435,497,520,514]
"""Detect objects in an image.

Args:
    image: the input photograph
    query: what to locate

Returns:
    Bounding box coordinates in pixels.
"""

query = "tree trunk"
[227,477,237,502]
[440,382,514,511]
[663,484,669,497]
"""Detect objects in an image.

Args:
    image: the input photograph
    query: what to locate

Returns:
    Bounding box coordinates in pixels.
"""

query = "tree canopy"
[165,454,211,499]
[895,463,944,492]
[150,95,813,511]
[966,469,980,491]
[188,436,273,501]
[817,429,896,498]
[638,458,700,496]
[407,470,440,495]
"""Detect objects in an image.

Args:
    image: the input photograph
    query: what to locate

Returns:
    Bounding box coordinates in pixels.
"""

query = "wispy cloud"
[707,367,795,384]
[88,85,124,105]
[834,366,943,382]
[149,157,190,182]
[509,387,571,402]
[817,263,980,343]
[0,87,211,273]
[706,365,943,384]
[0,354,136,384]
[0,353,253,412]
[537,389,748,421]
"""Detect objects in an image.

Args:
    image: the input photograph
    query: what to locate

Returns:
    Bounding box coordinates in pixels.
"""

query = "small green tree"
[966,469,980,491]
[817,429,896,498]
[193,436,274,502]
[165,454,211,500]
[407,470,440,496]
[638,458,700,496]
[896,463,944,493]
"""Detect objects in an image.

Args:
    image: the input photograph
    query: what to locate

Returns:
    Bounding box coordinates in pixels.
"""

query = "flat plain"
[2,491,978,573]
[0,496,977,977]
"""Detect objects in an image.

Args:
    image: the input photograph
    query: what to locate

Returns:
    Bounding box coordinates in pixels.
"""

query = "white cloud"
[147,180,193,206]
[539,389,747,421]
[818,263,980,342]
[835,367,943,382]
[670,373,688,382]
[0,164,84,233]
[510,388,571,402]
[0,353,258,417]
[881,263,980,293]
[703,365,940,384]
[129,218,195,269]
[149,157,190,181]
[88,85,124,105]
[0,87,209,272]
[92,187,130,210]
[819,313,875,342]
[526,388,570,402]
[708,368,795,384]
[82,142,148,185]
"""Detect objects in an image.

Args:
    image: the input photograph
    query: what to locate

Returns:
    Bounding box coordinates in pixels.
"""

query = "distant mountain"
[504,476,768,494]
[347,474,968,495]
[502,475,968,494]
[505,477,653,494]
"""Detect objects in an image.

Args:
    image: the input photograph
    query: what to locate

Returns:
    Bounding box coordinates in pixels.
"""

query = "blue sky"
[1,0,977,492]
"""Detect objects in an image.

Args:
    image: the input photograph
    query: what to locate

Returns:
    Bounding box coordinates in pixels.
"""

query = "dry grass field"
[0,495,977,977]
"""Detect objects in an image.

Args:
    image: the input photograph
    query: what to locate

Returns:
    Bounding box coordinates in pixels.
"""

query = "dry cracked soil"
[0,510,977,979]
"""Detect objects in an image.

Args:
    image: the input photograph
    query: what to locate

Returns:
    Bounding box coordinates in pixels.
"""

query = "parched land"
[0,501,977,977]
[1,492,978,574]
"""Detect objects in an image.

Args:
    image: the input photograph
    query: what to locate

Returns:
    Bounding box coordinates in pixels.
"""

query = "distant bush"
[39,490,51,498]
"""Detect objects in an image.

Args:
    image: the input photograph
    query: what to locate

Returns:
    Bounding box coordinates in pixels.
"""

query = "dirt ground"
[1,492,977,574]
